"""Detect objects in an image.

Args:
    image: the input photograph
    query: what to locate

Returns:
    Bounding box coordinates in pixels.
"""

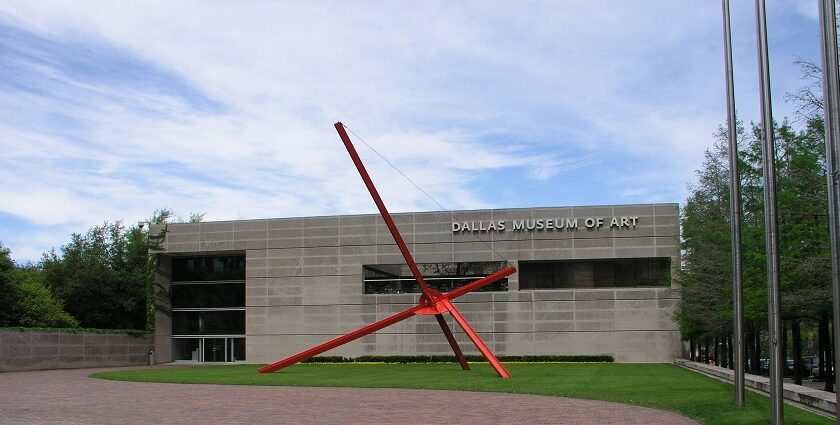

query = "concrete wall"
[156,203,680,363]
[0,330,154,372]
[153,255,173,365]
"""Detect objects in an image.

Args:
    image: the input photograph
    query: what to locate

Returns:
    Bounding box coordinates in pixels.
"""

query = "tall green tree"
[677,117,831,366]
[0,242,19,326]
[12,267,79,328]
[40,222,148,329]
[0,242,77,328]
[677,136,734,343]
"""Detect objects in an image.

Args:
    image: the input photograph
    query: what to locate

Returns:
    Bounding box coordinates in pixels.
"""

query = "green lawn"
[93,363,831,425]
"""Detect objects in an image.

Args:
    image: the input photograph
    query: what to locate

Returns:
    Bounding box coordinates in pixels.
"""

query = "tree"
[676,116,832,376]
[676,136,735,345]
[2,208,191,331]
[0,242,77,328]
[0,242,19,326]
[41,221,150,329]
[12,268,79,328]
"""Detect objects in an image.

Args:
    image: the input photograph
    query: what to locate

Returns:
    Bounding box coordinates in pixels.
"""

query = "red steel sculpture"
[259,122,516,378]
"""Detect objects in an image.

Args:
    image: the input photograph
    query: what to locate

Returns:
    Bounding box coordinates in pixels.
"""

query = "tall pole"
[722,0,745,408]
[818,1,840,422]
[754,1,783,423]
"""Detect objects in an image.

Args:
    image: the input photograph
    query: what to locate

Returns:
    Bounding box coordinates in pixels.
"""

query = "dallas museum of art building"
[151,203,680,364]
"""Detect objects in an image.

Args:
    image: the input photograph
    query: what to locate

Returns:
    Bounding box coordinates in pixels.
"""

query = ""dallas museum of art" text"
[451,216,640,233]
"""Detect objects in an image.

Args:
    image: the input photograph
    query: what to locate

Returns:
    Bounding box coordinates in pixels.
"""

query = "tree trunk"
[827,317,834,393]
[782,321,788,377]
[821,313,833,392]
[753,329,762,375]
[793,319,803,385]
[714,335,720,367]
[745,331,752,373]
[819,315,827,381]
[721,334,728,368]
[690,339,695,361]
[728,332,734,370]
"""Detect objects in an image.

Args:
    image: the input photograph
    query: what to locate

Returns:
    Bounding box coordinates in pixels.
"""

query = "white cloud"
[792,0,819,21]
[0,1,823,261]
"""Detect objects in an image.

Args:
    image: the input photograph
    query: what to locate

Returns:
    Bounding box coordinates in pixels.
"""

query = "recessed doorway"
[172,337,245,363]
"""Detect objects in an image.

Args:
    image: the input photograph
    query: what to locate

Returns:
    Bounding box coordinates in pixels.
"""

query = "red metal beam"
[334,122,434,298]
[258,304,424,373]
[435,314,470,370]
[259,123,516,378]
[259,264,514,373]
[443,266,516,301]
[441,298,511,378]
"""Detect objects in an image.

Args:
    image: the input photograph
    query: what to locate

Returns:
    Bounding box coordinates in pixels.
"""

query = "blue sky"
[0,1,825,262]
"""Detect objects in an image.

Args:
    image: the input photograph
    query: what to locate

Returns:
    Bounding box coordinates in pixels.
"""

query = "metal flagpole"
[754,0,783,423]
[722,0,745,407]
[818,1,840,422]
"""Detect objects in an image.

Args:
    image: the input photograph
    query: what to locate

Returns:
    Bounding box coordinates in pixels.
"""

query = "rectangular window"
[171,282,245,309]
[363,261,509,294]
[519,258,671,289]
[172,256,245,282]
[172,337,246,362]
[172,310,245,336]
[170,255,246,363]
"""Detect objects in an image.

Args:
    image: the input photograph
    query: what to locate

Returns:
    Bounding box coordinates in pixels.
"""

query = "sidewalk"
[0,366,700,425]
[675,358,836,417]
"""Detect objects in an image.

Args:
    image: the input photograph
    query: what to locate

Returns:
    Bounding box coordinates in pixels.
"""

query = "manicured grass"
[93,363,831,425]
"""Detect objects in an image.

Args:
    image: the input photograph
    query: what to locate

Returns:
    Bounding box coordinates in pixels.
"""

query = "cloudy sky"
[0,1,825,262]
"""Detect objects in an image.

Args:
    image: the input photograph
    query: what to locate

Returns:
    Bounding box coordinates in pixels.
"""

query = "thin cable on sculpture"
[341,123,509,263]
[258,122,514,378]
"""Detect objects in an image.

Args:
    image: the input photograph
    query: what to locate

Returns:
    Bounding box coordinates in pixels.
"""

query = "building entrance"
[169,255,247,363]
[173,337,245,362]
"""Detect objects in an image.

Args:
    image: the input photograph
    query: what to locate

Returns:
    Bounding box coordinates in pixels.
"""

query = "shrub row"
[0,327,149,337]
[301,354,613,363]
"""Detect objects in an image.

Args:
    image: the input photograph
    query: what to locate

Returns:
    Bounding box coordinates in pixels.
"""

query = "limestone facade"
[154,203,680,363]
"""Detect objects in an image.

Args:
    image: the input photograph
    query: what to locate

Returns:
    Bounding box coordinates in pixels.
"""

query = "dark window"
[172,310,245,335]
[172,256,245,282]
[515,261,572,289]
[519,258,671,289]
[171,282,245,309]
[635,259,669,286]
[363,261,509,294]
[171,255,246,340]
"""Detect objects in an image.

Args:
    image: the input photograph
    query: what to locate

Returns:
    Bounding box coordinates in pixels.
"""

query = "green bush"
[302,354,613,363]
[13,273,79,328]
[0,243,78,328]
[0,327,148,337]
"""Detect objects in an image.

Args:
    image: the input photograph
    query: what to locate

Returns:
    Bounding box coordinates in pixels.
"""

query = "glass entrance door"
[172,337,245,362]
[203,338,227,362]
[229,337,245,362]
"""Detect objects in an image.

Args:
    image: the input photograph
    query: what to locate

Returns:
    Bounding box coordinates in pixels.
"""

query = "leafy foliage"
[0,243,78,327]
[677,116,831,348]
[0,208,189,331]
[0,243,17,326]
[39,222,150,329]
[12,269,79,327]
[301,354,614,363]
[0,326,148,337]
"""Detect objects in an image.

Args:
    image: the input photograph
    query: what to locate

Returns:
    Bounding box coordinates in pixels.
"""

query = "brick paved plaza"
[0,366,698,424]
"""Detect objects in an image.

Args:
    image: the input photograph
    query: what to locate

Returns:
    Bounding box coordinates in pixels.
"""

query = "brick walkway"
[0,367,698,424]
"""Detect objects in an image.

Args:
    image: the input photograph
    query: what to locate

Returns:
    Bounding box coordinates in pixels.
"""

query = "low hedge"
[0,327,149,337]
[302,354,613,363]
